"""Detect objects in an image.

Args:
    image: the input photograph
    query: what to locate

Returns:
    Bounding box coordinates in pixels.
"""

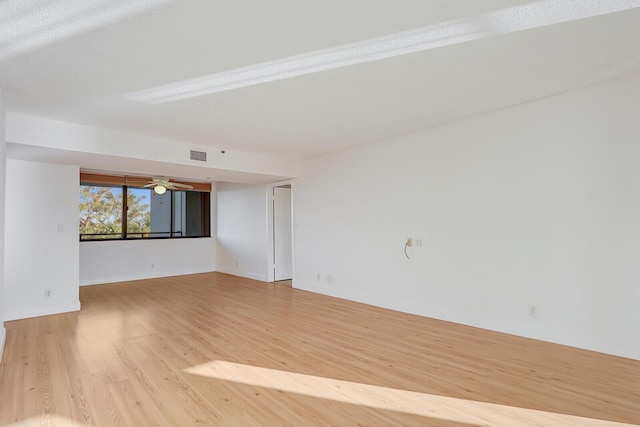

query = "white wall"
[6,113,299,181]
[294,75,640,360]
[5,159,80,320]
[0,85,6,360]
[216,183,269,281]
[80,237,216,285]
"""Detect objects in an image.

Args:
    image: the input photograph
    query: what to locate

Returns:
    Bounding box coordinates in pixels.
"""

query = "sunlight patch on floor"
[5,415,87,427]
[185,360,636,427]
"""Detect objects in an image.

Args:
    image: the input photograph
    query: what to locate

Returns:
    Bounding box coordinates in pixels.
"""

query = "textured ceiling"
[1,0,640,162]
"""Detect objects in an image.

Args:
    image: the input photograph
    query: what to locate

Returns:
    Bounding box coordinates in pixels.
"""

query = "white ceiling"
[1,0,640,165]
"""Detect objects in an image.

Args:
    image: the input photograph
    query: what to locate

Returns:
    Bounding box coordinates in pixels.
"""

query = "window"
[79,174,210,241]
[79,185,124,240]
[126,187,152,238]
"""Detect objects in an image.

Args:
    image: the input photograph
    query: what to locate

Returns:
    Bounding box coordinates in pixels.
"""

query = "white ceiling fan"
[142,177,193,194]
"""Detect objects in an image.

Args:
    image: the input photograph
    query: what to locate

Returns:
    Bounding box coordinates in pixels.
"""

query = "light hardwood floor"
[0,272,638,426]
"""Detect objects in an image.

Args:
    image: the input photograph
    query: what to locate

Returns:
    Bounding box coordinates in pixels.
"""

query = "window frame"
[79,174,211,242]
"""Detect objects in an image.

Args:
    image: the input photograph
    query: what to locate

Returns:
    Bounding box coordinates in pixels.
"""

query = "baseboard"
[215,268,268,282]
[5,300,82,321]
[294,281,343,296]
[80,268,217,286]
[0,326,6,364]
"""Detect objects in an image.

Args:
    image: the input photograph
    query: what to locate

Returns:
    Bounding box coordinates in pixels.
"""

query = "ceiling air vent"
[190,150,207,162]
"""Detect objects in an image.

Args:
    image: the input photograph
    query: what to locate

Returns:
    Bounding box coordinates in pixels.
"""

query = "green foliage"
[126,190,151,237]
[79,186,150,239]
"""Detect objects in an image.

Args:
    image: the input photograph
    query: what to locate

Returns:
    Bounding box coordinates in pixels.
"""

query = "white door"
[273,187,292,281]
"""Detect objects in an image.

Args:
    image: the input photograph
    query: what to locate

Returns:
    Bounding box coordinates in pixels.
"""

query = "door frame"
[266,179,294,283]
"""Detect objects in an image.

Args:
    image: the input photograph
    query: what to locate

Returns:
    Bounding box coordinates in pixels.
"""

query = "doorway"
[272,185,293,282]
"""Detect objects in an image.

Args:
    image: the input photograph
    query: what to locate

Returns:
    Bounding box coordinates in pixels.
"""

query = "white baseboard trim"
[0,326,6,364]
[5,300,81,321]
[294,281,339,296]
[215,268,269,282]
[80,269,217,286]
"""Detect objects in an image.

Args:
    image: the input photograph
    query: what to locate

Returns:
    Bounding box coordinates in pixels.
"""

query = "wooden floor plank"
[0,272,638,426]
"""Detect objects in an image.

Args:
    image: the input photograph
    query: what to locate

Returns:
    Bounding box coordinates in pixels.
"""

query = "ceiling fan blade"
[165,184,190,191]
[142,183,156,188]
[170,183,194,189]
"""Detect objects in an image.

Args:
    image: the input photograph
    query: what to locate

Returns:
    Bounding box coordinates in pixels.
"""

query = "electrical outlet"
[316,273,321,281]
[327,275,334,284]
[406,237,413,247]
[528,305,538,318]
[44,289,52,300]
[151,263,155,269]
[415,238,422,247]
